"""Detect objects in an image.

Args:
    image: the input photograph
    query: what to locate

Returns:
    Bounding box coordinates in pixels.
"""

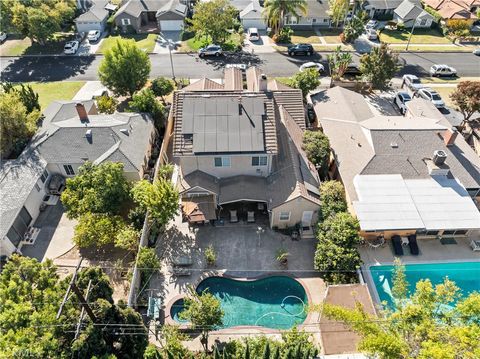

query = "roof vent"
[120,128,129,135]
[390,142,398,148]
[433,150,447,166]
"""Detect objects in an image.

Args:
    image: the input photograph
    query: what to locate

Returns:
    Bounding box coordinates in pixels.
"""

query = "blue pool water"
[171,276,308,329]
[370,261,480,307]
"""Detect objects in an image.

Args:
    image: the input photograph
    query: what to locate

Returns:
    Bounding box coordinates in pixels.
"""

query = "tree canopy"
[289,68,320,99]
[342,12,368,43]
[98,39,151,97]
[73,213,126,248]
[328,46,352,79]
[328,0,349,27]
[302,130,330,179]
[151,77,174,104]
[450,81,480,124]
[360,43,399,89]
[128,88,164,128]
[263,0,307,34]
[61,161,130,219]
[319,180,348,220]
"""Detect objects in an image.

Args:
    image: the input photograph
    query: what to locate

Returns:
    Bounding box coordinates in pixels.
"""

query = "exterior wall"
[115,12,141,31]
[284,16,331,28]
[270,198,320,229]
[75,18,107,33]
[0,237,16,257]
[47,163,84,177]
[124,170,141,182]
[179,154,274,178]
[395,15,433,28]
[241,18,268,30]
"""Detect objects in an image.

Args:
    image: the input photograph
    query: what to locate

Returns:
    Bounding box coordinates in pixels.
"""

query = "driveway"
[77,32,107,56]
[155,31,182,54]
[72,80,108,101]
[244,31,276,53]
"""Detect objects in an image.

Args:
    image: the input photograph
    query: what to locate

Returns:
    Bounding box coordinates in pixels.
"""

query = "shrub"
[157,163,174,180]
[128,88,165,128]
[288,68,320,99]
[73,213,125,248]
[115,226,140,252]
[276,248,289,266]
[151,77,174,102]
[137,247,160,279]
[205,245,216,266]
[272,27,293,43]
[128,206,147,231]
[96,95,117,114]
[302,130,330,178]
[319,181,347,220]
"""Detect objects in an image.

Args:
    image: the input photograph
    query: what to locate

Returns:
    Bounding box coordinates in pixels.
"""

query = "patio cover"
[182,195,217,222]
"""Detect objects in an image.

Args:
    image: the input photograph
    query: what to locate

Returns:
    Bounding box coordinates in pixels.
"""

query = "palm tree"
[262,0,308,34]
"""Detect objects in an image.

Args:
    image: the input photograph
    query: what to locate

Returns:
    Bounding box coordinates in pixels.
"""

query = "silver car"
[429,64,456,77]
[394,91,412,115]
[402,74,424,92]
[198,44,223,57]
[415,88,445,108]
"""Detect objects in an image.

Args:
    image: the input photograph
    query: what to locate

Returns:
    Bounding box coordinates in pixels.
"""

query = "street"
[1,51,479,82]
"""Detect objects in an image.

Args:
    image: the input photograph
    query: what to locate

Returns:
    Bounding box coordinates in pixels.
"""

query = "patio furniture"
[172,255,193,266]
[368,236,385,249]
[22,227,41,244]
[470,240,480,252]
[408,234,419,255]
[247,211,255,223]
[172,267,191,276]
[230,210,238,223]
[392,235,404,256]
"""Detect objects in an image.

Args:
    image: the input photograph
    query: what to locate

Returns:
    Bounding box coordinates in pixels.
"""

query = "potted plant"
[276,248,289,268]
[205,245,216,267]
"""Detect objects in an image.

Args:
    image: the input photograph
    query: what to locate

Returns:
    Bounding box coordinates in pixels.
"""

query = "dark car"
[288,43,314,56]
[344,63,362,76]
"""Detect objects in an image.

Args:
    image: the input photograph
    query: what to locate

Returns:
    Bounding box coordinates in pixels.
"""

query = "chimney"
[258,73,268,92]
[443,128,458,146]
[76,103,88,121]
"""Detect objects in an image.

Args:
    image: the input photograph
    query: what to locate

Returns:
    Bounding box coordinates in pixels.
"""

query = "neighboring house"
[464,119,480,156]
[312,87,480,240]
[394,0,435,26]
[240,0,267,30]
[284,0,331,28]
[423,0,479,24]
[362,0,421,19]
[168,67,321,233]
[114,0,187,33]
[75,0,117,34]
[0,101,156,258]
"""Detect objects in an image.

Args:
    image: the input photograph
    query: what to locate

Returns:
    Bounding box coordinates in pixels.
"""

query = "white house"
[239,0,267,30]
[75,0,116,34]
[394,0,435,27]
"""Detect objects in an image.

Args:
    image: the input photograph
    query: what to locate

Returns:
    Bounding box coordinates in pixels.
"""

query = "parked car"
[198,44,223,57]
[366,28,378,40]
[247,28,260,41]
[473,48,480,56]
[64,41,79,54]
[366,20,378,29]
[429,64,456,77]
[288,43,314,56]
[402,74,424,91]
[393,91,412,115]
[299,61,324,73]
[87,30,101,43]
[415,88,445,108]
[225,63,247,70]
[344,63,362,76]
[0,32,7,43]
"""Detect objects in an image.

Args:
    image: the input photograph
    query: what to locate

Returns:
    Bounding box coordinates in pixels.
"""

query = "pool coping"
[164,271,316,333]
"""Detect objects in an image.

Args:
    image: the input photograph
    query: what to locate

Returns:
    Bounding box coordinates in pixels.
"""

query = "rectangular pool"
[369,261,480,307]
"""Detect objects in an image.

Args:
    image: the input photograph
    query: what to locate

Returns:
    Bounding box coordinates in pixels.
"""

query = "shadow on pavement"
[194,51,264,71]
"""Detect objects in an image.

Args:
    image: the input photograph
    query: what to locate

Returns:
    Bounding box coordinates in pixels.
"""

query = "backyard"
[97,34,158,54]
[19,81,85,109]
[379,28,451,44]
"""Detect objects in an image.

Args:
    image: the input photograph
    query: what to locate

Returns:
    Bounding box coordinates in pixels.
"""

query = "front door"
[301,211,313,227]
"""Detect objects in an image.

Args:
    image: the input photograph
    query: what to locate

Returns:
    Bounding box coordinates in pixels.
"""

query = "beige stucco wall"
[270,197,320,229]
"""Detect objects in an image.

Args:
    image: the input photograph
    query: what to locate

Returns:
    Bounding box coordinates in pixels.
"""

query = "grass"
[421,76,480,84]
[19,81,86,110]
[318,29,343,44]
[390,44,475,52]
[0,33,75,56]
[179,32,244,52]
[379,29,451,44]
[97,34,158,54]
[291,30,321,44]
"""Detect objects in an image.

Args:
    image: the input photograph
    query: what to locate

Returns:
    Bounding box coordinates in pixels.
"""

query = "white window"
[64,165,75,175]
[279,212,291,221]
[214,157,230,167]
[121,18,131,26]
[323,18,329,23]
[40,169,48,183]
[252,156,267,166]
[286,16,298,24]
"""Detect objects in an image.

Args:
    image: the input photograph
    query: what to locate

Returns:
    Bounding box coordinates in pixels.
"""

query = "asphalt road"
[1,51,479,82]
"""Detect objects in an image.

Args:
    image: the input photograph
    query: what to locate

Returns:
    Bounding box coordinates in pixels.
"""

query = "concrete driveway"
[155,31,182,54]
[77,32,107,56]
[72,80,108,101]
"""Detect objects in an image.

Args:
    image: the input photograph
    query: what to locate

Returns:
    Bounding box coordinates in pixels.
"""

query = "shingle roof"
[304,0,330,17]
[394,0,432,20]
[75,0,109,22]
[115,0,165,18]
[240,0,263,18]
[157,0,187,18]
[180,170,220,194]
[364,0,406,9]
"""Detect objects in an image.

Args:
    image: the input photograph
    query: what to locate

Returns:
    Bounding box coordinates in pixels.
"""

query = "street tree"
[319,181,347,220]
[189,0,238,44]
[360,43,399,89]
[342,11,368,43]
[302,130,330,179]
[179,287,224,352]
[450,81,480,125]
[61,161,130,219]
[98,39,151,97]
[0,0,76,45]
[151,77,175,104]
[73,213,125,248]
[289,68,320,98]
[263,0,307,35]
[328,0,350,27]
[314,212,362,284]
[131,179,179,227]
[328,46,352,79]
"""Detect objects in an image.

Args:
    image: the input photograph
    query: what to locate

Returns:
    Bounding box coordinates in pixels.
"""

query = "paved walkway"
[72,80,108,100]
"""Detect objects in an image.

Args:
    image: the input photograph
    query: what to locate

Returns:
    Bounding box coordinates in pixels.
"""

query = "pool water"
[171,276,308,329]
[370,261,480,308]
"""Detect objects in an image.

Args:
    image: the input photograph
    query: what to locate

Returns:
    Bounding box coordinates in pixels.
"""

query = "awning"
[182,195,217,222]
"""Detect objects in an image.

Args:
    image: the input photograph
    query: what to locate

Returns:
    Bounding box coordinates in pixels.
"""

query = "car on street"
[414,88,445,108]
[429,64,456,77]
[87,30,101,43]
[366,28,378,40]
[393,91,412,115]
[0,32,7,43]
[198,44,223,57]
[63,41,79,55]
[288,43,314,56]
[247,28,260,41]
[402,74,424,91]
[344,63,362,76]
[299,61,324,73]
[473,48,480,56]
[366,20,378,29]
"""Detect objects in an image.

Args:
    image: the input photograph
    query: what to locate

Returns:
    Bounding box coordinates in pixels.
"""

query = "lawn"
[379,29,451,44]
[291,30,321,44]
[19,81,86,110]
[0,33,75,56]
[97,34,158,54]
[390,44,475,52]
[318,29,343,44]
[179,32,244,52]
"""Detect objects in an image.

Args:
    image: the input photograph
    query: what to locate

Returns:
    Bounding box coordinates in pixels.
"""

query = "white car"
[247,28,260,42]
[225,63,247,70]
[415,88,445,108]
[429,64,456,77]
[64,41,79,54]
[473,48,480,56]
[366,20,378,29]
[0,32,7,43]
[393,91,412,115]
[366,28,378,40]
[87,30,101,42]
[299,62,325,73]
[402,74,424,91]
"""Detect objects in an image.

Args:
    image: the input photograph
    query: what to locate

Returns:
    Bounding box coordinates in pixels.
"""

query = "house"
[284,0,331,28]
[362,0,421,19]
[114,0,187,33]
[423,0,479,24]
[0,101,156,258]
[167,67,321,232]
[239,0,267,30]
[311,87,480,240]
[394,0,435,27]
[75,0,116,34]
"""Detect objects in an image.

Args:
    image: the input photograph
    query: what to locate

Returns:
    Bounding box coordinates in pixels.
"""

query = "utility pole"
[406,16,420,51]
[57,257,83,319]
[74,279,93,339]
[160,32,176,84]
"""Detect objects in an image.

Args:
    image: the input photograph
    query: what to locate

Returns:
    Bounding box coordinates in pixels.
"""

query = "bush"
[96,95,117,114]
[205,245,216,266]
[276,248,289,266]
[73,213,125,248]
[137,247,160,280]
[151,77,174,101]
[157,163,174,180]
[129,88,165,128]
[302,130,330,178]
[115,226,140,252]
[288,68,320,99]
[128,206,147,231]
[319,181,347,220]
[272,27,293,43]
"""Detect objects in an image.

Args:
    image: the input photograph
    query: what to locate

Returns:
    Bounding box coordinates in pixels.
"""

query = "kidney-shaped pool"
[170,276,308,329]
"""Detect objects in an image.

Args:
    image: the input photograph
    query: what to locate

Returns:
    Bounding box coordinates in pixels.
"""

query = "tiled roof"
[224,68,244,91]
[181,78,224,91]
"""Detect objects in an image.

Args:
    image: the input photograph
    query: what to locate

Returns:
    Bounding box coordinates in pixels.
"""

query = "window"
[251,156,267,166]
[312,18,317,23]
[214,157,230,167]
[7,206,33,246]
[64,165,75,175]
[323,18,329,23]
[34,183,40,192]
[279,212,290,221]
[454,230,468,236]
[40,169,48,183]
[420,18,427,26]
[121,18,131,26]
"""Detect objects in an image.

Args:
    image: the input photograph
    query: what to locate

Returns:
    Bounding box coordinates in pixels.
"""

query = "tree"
[189,0,238,44]
[75,266,114,303]
[0,91,39,156]
[179,287,224,352]
[96,95,118,114]
[314,212,362,284]
[2,82,41,113]
[450,81,480,125]
[360,43,399,89]
[319,181,347,220]
[263,0,307,35]
[321,263,480,358]
[0,0,76,45]
[131,179,179,227]
[289,68,320,98]
[342,11,368,43]
[98,39,151,97]
[302,130,330,179]
[115,226,140,253]
[73,213,125,248]
[129,88,165,128]
[61,161,130,219]
[447,19,471,41]
[328,0,349,27]
[151,77,174,104]
[136,247,161,280]
[328,46,352,79]
[158,325,190,358]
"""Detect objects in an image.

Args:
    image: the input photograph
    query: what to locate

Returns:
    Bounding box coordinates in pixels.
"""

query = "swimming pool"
[170,276,308,329]
[370,261,480,308]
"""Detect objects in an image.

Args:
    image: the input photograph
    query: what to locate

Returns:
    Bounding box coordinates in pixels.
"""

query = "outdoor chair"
[247,211,255,223]
[392,235,404,256]
[230,210,238,223]
[408,234,419,255]
[470,240,480,252]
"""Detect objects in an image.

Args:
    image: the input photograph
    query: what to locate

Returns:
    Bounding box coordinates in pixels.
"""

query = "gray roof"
[394,0,433,20]
[304,0,330,18]
[115,0,166,18]
[76,0,109,22]
[364,0,405,9]
[240,0,263,19]
[230,0,254,11]
[219,175,268,204]
[157,0,187,18]
[181,170,220,194]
